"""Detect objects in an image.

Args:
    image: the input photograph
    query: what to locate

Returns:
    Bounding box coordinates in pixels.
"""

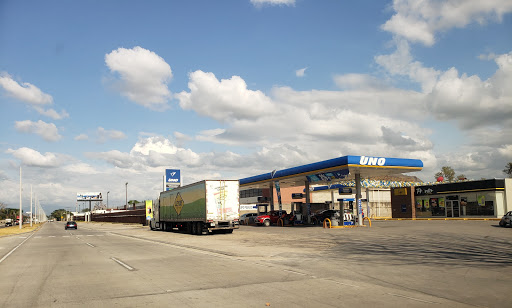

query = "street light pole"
[30,185,33,227]
[19,166,22,229]
[107,191,110,208]
[125,182,128,210]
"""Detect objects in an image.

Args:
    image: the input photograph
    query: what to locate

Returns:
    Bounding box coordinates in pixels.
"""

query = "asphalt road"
[0,220,510,307]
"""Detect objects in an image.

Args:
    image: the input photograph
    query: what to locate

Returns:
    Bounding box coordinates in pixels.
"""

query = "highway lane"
[1,221,506,307]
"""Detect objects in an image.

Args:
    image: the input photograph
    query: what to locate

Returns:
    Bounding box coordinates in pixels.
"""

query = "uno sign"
[359,156,386,166]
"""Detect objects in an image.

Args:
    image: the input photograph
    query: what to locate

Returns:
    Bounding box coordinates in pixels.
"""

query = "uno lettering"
[359,156,386,166]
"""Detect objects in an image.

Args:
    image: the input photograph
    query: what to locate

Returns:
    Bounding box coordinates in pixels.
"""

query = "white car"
[239,213,258,225]
[499,211,512,227]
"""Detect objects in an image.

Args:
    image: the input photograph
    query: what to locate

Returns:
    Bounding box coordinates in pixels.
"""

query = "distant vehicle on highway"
[65,221,77,230]
[499,211,512,227]
[5,218,13,226]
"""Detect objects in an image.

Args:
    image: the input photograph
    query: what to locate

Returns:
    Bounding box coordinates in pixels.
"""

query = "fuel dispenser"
[338,198,356,225]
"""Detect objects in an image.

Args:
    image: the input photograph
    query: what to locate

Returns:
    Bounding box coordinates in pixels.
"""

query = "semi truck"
[149,180,240,235]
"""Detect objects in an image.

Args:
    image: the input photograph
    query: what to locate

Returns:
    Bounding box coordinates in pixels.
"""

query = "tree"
[457,174,467,181]
[503,162,512,177]
[50,209,69,221]
[434,166,456,182]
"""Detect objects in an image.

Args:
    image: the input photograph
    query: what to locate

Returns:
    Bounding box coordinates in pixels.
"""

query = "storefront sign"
[394,188,408,196]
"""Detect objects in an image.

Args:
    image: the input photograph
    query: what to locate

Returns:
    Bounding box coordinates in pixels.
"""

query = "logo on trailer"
[359,156,386,166]
[174,193,184,215]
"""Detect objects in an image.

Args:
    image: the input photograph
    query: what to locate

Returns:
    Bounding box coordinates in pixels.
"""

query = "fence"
[91,209,147,225]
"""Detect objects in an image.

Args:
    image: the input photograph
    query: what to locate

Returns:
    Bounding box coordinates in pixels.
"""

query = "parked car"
[254,210,287,227]
[312,209,340,225]
[240,213,258,225]
[5,218,13,227]
[65,221,77,230]
[499,211,512,227]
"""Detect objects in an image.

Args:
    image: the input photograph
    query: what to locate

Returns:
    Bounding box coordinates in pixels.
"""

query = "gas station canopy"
[240,155,423,189]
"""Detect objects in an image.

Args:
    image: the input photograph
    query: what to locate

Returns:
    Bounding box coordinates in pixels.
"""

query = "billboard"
[77,192,103,201]
[145,200,153,220]
[165,169,181,190]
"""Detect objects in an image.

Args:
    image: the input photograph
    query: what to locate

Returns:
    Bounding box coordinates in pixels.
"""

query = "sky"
[1,0,511,213]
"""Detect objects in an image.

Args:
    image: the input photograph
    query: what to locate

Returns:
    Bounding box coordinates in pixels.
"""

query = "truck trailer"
[150,180,240,235]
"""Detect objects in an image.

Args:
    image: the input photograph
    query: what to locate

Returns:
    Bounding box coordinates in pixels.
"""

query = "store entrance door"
[446,200,460,218]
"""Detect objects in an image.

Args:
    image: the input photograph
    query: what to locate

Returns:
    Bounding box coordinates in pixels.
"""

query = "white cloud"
[334,73,388,90]
[382,0,512,46]
[74,134,89,141]
[105,46,172,110]
[96,127,127,143]
[250,0,295,7]
[14,120,62,142]
[295,67,307,77]
[375,39,440,93]
[6,147,60,167]
[0,73,53,105]
[86,150,134,169]
[426,51,512,129]
[33,106,69,120]
[175,70,275,122]
[130,136,178,155]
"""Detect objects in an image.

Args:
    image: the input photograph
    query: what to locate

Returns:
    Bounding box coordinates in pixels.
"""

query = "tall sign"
[165,169,181,191]
[77,192,103,201]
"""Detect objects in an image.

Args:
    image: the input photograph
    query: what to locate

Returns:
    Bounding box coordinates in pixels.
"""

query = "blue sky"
[1,0,511,213]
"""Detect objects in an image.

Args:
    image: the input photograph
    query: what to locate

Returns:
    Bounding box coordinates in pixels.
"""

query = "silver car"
[499,211,512,227]
[239,213,258,225]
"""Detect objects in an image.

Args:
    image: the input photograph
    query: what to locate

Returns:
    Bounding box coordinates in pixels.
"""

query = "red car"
[254,210,287,227]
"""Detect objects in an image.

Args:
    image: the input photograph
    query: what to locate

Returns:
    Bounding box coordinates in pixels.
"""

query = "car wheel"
[263,220,270,227]
[499,221,505,227]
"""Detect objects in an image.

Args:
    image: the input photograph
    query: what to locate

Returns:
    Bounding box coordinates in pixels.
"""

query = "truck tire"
[187,222,193,234]
[192,222,200,235]
[196,222,204,235]
[263,219,271,227]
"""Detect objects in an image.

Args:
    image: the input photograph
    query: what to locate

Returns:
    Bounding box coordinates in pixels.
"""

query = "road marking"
[0,232,35,264]
[86,243,95,248]
[111,257,135,271]
[49,236,56,238]
[386,293,440,304]
[62,236,70,237]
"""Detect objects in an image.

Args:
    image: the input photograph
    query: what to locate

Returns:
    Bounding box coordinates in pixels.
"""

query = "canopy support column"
[356,173,363,226]
[305,181,311,223]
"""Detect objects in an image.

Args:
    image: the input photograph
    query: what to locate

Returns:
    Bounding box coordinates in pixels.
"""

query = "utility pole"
[19,166,22,229]
[30,185,33,227]
[125,182,128,210]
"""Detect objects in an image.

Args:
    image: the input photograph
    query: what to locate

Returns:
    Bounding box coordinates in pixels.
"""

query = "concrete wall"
[506,178,512,213]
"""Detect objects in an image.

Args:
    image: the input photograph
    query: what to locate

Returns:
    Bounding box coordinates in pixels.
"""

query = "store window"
[430,197,446,217]
[415,198,431,217]
[464,192,495,216]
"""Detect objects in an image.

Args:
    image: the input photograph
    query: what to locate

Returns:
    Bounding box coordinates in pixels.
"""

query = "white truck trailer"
[150,180,240,235]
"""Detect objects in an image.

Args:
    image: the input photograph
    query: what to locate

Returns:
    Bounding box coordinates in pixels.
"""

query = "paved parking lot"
[82,219,512,307]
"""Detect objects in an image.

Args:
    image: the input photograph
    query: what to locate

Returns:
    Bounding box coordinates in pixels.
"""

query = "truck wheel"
[263,220,271,227]
[187,222,193,234]
[197,221,204,235]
